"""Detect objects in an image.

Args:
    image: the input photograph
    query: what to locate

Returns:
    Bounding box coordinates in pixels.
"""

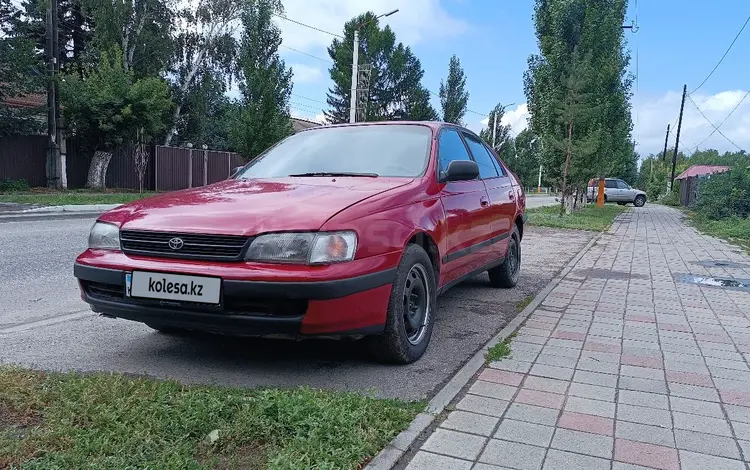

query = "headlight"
[88,222,121,250]
[246,231,357,265]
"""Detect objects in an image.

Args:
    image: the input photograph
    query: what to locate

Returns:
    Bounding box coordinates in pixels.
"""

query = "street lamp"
[349,9,399,123]
[530,137,543,194]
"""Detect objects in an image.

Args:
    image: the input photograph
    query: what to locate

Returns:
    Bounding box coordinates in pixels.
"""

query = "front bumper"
[74,262,396,338]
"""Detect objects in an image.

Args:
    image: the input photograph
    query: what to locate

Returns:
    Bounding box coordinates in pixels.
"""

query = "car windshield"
[236,124,433,179]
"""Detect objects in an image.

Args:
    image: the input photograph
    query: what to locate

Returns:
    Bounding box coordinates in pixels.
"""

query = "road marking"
[0,310,93,335]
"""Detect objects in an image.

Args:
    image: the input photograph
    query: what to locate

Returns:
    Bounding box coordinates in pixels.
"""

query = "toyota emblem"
[168,237,184,251]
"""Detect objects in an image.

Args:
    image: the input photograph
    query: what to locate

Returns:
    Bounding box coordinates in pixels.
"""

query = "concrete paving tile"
[615,420,675,447]
[618,389,670,410]
[494,419,554,447]
[440,411,499,437]
[468,381,518,401]
[678,450,745,470]
[478,369,524,387]
[479,439,546,470]
[529,364,575,381]
[535,353,579,369]
[551,428,613,459]
[725,404,750,424]
[567,382,616,402]
[565,396,616,418]
[617,403,672,428]
[673,411,733,437]
[406,451,473,470]
[421,428,487,461]
[674,429,741,459]
[542,449,611,470]
[668,382,720,402]
[669,396,725,419]
[522,375,569,395]
[558,411,614,436]
[574,370,618,388]
[620,364,665,381]
[504,403,559,426]
[615,439,679,470]
[456,395,509,418]
[618,376,668,394]
[489,359,533,374]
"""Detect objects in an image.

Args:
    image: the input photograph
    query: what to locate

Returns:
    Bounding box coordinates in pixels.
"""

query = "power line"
[280,44,333,64]
[274,14,344,39]
[691,14,750,94]
[690,89,750,151]
[291,93,328,105]
[290,100,325,113]
[687,93,744,151]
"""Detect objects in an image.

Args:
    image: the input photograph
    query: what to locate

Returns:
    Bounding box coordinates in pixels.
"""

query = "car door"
[461,133,516,261]
[605,179,620,202]
[436,128,494,285]
[617,180,634,202]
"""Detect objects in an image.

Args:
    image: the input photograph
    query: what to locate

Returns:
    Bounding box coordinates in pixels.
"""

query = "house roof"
[3,93,46,108]
[675,165,730,180]
[292,117,322,133]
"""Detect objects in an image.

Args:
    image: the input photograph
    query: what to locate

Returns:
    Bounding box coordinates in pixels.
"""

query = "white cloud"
[290,63,323,83]
[276,0,468,53]
[471,92,750,156]
[634,89,750,156]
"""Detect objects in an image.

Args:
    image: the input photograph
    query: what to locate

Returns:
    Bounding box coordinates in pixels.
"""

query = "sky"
[275,0,750,158]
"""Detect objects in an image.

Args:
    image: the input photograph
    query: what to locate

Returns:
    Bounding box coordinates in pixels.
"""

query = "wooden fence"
[0,136,243,191]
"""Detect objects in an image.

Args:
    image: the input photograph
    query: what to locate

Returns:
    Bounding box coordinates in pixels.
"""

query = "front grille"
[120,230,249,261]
[85,281,125,300]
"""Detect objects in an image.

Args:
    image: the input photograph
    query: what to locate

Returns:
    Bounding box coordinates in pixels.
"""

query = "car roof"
[297,120,462,133]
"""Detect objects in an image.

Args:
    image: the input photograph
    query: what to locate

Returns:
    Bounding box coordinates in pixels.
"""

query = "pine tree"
[229,0,292,159]
[326,13,437,123]
[439,55,468,124]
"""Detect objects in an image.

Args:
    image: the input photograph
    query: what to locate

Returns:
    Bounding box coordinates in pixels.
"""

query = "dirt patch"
[196,441,268,470]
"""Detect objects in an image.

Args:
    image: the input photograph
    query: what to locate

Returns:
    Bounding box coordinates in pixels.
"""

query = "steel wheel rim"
[509,239,520,279]
[403,264,431,346]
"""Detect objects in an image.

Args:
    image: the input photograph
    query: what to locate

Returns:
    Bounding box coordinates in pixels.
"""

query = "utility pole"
[670,85,687,191]
[52,0,63,188]
[348,30,359,124]
[349,9,398,124]
[46,0,58,188]
[661,124,670,162]
[491,112,497,148]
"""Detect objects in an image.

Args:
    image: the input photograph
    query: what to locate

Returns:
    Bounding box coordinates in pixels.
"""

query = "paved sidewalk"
[403,205,750,470]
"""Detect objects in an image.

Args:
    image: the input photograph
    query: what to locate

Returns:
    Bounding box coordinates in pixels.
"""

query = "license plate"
[127,271,221,304]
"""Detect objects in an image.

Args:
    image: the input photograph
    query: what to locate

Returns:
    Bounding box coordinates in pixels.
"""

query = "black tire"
[634,195,646,207]
[367,244,437,364]
[489,226,521,288]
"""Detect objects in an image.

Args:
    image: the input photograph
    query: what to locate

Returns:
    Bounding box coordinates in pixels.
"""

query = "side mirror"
[444,160,480,182]
[229,166,243,179]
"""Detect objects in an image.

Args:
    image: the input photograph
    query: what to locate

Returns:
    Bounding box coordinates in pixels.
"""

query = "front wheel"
[489,226,521,288]
[367,244,437,364]
[634,195,646,207]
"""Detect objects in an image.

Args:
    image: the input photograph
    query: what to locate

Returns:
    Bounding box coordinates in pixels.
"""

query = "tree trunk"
[87,150,113,189]
[559,120,573,216]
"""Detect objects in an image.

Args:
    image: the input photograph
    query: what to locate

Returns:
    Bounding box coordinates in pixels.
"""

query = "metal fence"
[0,136,243,191]
[678,176,700,207]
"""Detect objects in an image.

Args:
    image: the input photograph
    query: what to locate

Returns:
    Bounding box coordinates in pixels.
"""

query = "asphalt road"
[0,210,590,400]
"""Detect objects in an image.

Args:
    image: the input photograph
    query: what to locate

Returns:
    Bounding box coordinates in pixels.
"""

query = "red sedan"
[74,122,526,363]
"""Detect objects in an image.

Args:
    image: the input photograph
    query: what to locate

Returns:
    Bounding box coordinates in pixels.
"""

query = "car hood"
[99,177,412,236]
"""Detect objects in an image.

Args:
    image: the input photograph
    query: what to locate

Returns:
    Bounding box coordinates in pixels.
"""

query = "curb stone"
[364,231,603,470]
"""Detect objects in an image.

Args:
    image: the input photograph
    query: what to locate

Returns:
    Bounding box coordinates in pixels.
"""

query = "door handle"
[480,197,490,207]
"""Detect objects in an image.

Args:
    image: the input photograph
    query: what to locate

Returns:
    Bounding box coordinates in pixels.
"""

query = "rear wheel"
[489,226,521,288]
[367,244,437,364]
[634,195,646,207]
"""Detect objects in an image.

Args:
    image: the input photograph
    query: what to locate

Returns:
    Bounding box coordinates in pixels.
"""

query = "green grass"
[526,204,628,231]
[0,190,155,206]
[686,213,750,252]
[516,296,535,313]
[0,367,423,470]
[485,334,516,364]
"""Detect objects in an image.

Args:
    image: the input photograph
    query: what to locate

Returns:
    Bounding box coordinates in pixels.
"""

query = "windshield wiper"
[288,172,379,178]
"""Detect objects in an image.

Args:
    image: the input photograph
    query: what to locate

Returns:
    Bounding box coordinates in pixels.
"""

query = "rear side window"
[605,180,618,189]
[463,134,500,179]
[438,129,472,174]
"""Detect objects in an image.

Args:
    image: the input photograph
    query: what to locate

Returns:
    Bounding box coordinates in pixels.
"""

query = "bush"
[659,190,680,206]
[695,168,750,220]
[0,178,30,192]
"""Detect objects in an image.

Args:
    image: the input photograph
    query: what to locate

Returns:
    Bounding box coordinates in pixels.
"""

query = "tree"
[524,0,634,206]
[228,0,292,159]
[0,0,44,136]
[325,12,437,123]
[165,0,243,145]
[439,54,468,124]
[480,103,513,155]
[61,48,172,187]
[505,128,543,188]
[84,0,174,78]
[174,71,236,150]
